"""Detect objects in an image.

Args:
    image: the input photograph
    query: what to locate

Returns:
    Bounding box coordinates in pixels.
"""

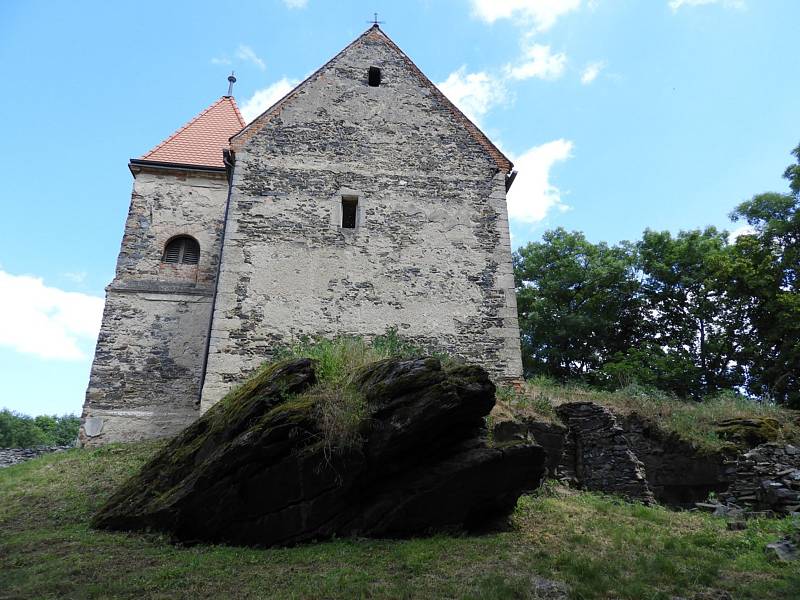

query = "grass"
[270,331,454,452]
[2,442,799,599]
[496,379,800,452]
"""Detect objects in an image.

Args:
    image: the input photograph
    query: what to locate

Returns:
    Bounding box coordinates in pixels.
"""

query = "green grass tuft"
[271,330,437,453]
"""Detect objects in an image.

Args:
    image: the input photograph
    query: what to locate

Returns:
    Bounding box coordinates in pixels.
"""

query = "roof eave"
[129,158,227,177]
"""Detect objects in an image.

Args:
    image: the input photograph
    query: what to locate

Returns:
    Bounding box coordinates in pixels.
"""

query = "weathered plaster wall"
[200,32,522,409]
[81,169,228,445]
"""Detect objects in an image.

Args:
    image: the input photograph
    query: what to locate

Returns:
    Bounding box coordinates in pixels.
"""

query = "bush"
[0,410,80,448]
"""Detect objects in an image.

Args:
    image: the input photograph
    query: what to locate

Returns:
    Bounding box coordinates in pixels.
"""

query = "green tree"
[0,410,80,448]
[729,143,800,406]
[514,143,800,404]
[634,227,744,398]
[50,415,81,445]
[514,228,643,381]
[0,410,47,448]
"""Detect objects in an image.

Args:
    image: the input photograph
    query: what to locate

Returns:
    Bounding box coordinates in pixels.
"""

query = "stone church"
[80,25,522,445]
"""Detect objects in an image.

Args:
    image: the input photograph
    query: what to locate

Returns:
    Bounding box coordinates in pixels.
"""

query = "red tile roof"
[139,96,246,169]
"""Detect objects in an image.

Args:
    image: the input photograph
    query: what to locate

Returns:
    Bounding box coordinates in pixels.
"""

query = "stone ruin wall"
[80,169,229,445]
[199,33,522,409]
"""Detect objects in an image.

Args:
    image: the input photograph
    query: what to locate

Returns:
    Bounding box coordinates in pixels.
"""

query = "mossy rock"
[714,417,782,448]
[93,356,546,547]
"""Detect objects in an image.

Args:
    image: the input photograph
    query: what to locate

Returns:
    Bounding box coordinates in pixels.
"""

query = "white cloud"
[62,271,87,284]
[211,57,232,66]
[0,270,104,361]
[236,45,266,71]
[283,0,308,7]
[669,0,744,11]
[436,67,507,126]
[505,43,567,81]
[471,0,581,31]
[728,224,756,242]
[580,61,605,84]
[507,139,574,224]
[240,77,300,123]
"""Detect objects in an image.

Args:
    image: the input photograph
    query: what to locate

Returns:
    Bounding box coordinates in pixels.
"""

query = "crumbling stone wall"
[556,403,655,503]
[81,169,229,445]
[621,415,736,506]
[200,29,522,409]
[719,443,800,515]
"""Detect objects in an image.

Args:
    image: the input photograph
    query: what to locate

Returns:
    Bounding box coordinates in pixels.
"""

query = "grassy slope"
[1,444,799,599]
[498,381,800,452]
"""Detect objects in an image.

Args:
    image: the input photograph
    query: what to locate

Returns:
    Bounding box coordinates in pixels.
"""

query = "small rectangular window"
[368,66,381,87]
[341,197,358,229]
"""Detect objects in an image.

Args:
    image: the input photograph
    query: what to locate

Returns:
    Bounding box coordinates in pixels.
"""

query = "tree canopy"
[514,143,800,406]
[0,410,80,448]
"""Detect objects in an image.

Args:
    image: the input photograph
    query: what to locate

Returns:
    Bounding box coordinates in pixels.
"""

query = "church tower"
[80,95,245,445]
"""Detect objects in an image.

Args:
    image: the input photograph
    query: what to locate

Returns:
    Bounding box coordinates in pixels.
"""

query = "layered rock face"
[491,416,567,479]
[93,357,545,547]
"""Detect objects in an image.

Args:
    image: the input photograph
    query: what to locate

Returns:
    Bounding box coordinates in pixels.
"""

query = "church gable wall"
[200,35,522,409]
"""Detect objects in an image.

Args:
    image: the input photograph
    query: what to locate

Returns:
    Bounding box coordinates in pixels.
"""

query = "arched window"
[162,236,200,265]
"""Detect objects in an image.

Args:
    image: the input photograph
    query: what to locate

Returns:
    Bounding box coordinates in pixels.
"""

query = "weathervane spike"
[226,71,237,97]
[368,11,385,27]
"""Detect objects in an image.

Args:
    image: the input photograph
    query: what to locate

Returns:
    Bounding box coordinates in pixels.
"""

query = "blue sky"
[1,0,798,416]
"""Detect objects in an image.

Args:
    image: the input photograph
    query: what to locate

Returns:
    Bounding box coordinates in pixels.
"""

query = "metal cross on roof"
[368,12,384,26]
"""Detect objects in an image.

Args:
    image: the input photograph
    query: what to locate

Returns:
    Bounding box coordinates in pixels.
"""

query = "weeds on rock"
[275,330,447,456]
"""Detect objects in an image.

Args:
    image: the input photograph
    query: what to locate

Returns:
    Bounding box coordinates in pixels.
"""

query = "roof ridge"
[230,26,512,172]
[225,96,247,129]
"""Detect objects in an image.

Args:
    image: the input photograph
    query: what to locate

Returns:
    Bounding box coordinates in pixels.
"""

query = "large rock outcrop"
[93,357,545,546]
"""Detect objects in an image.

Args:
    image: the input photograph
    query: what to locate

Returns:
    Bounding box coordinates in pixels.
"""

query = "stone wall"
[556,403,655,503]
[81,168,229,445]
[200,29,522,409]
[491,402,756,508]
[0,445,73,469]
[719,443,800,515]
[622,415,735,506]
